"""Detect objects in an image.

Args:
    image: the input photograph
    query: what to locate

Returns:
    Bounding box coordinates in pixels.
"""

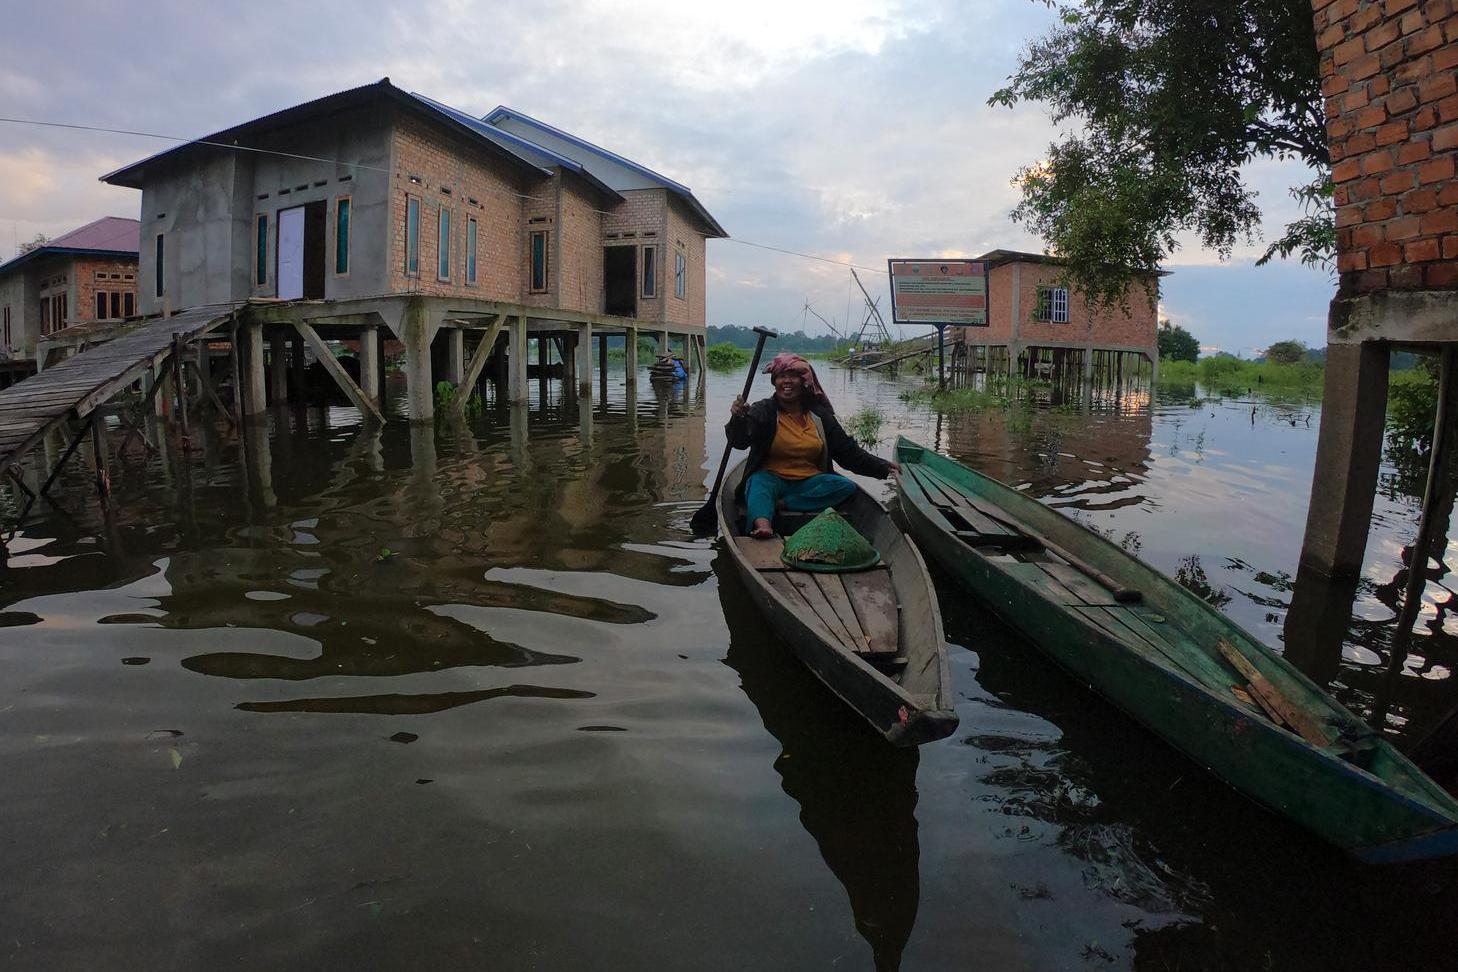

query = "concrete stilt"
[242,324,267,419]
[625,327,638,385]
[1298,342,1391,576]
[562,332,577,388]
[598,333,608,392]
[508,314,528,404]
[359,325,381,408]
[446,327,465,385]
[399,300,442,422]
[659,330,669,352]
[681,334,694,376]
[576,321,593,395]
[269,332,288,404]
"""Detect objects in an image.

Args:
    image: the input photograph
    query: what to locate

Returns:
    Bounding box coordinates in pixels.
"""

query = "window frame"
[96,292,108,319]
[110,291,121,319]
[123,292,134,318]
[1034,285,1070,324]
[334,196,351,277]
[641,245,657,298]
[404,195,421,277]
[255,213,268,286]
[673,250,686,300]
[529,229,549,294]
[155,233,165,298]
[465,216,478,286]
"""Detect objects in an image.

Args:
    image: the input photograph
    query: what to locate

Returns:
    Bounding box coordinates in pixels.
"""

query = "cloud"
[0,0,1331,349]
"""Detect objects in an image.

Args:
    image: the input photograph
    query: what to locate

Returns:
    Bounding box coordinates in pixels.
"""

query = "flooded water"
[2,363,1456,970]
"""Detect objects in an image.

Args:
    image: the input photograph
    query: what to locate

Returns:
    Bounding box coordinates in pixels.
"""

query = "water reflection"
[716,553,921,972]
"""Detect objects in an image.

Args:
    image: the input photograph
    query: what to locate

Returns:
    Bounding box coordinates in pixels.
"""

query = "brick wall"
[388,115,529,301]
[603,189,668,323]
[960,261,1158,349]
[1318,0,1458,292]
[74,256,139,321]
[556,173,604,314]
[664,195,707,328]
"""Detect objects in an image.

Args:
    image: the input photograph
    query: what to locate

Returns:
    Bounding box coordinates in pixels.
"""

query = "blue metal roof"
[483,106,727,238]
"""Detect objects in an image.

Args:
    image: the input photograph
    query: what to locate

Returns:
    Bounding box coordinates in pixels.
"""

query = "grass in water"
[705,342,750,370]
[846,406,885,446]
[1157,358,1324,393]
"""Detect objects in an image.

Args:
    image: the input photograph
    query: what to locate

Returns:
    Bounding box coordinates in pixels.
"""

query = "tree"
[989,0,1328,307]
[1264,339,1307,365]
[1158,321,1199,362]
[17,234,49,255]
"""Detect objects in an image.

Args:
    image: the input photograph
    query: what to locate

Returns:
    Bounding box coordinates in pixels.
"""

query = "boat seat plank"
[909,467,1015,537]
[787,571,863,653]
[1078,605,1241,695]
[843,569,900,655]
[1003,561,1089,607]
[734,535,788,570]
[1038,562,1121,606]
[814,574,876,655]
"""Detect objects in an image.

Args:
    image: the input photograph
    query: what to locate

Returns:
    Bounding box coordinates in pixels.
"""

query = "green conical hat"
[781,508,880,573]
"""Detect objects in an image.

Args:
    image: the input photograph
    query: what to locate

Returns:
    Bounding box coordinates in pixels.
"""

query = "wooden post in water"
[1373,347,1457,725]
[507,314,528,404]
[269,332,287,404]
[290,333,307,402]
[598,332,608,393]
[173,333,190,447]
[89,416,109,499]
[625,327,638,386]
[576,321,593,397]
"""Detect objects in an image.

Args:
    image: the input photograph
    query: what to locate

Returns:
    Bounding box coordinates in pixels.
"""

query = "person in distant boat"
[727,352,899,539]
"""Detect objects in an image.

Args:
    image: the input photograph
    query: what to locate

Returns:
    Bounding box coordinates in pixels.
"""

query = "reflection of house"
[0,217,140,360]
[955,249,1162,381]
[100,79,724,329]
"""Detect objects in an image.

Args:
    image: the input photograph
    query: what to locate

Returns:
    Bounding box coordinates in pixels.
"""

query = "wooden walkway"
[0,306,234,478]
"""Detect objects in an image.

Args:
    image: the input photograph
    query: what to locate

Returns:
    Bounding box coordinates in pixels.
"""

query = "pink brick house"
[956,249,1162,381]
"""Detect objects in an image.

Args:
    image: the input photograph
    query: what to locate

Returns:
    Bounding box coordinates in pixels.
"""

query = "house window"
[110,291,121,319]
[466,217,478,285]
[641,245,657,298]
[124,292,134,317]
[530,230,549,293]
[437,207,452,281]
[405,195,421,275]
[1034,286,1069,323]
[2,306,9,348]
[96,292,108,318]
[335,197,350,275]
[155,234,165,298]
[674,250,686,299]
[256,214,268,285]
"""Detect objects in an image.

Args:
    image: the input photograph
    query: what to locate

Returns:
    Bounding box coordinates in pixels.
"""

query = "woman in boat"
[727,352,899,539]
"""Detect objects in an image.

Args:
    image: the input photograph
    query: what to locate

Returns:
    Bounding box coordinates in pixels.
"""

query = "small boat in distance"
[717,459,958,746]
[895,436,1458,862]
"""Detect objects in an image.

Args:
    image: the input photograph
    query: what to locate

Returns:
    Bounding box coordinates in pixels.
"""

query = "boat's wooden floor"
[732,534,902,664]
[906,463,1249,695]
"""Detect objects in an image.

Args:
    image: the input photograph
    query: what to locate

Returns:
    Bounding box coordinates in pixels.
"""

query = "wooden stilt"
[173,333,190,448]
[90,416,109,499]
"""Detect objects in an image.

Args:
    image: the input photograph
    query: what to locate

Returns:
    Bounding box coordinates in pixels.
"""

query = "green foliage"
[1156,356,1324,392]
[1158,321,1200,362]
[434,380,458,405]
[1385,362,1445,488]
[846,407,885,446]
[707,325,842,353]
[1264,339,1307,365]
[463,393,484,419]
[705,342,750,370]
[990,0,1327,306]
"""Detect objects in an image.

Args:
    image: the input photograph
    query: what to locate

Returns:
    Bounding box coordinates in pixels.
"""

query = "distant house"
[100,78,725,330]
[0,217,140,359]
[958,249,1163,379]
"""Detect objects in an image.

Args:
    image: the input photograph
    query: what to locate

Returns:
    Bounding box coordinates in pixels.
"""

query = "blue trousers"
[745,470,856,532]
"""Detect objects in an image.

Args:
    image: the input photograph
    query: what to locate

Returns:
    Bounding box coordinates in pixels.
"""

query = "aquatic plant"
[434,380,458,406]
[1156,358,1325,393]
[705,342,750,370]
[846,406,885,446]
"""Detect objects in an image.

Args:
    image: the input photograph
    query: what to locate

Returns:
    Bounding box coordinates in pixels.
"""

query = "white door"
[277,206,305,300]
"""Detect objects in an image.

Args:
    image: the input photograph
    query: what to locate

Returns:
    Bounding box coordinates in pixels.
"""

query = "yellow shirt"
[763,409,823,480]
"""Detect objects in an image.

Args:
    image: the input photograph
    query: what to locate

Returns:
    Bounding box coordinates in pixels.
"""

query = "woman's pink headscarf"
[764,352,832,413]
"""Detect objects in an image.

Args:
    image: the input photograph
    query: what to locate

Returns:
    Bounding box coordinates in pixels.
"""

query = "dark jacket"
[726,398,892,492]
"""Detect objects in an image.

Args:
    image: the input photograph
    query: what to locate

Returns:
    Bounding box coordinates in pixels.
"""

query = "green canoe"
[895,436,1458,862]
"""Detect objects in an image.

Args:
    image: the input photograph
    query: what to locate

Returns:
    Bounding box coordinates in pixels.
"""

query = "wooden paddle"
[689,326,776,536]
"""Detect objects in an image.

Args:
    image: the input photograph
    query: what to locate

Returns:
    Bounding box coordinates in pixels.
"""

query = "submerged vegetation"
[845,407,885,446]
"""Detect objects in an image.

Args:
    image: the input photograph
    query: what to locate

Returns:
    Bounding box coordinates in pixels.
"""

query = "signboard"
[887,259,988,327]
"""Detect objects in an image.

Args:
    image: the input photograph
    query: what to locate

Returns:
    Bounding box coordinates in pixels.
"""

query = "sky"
[0,0,1336,356]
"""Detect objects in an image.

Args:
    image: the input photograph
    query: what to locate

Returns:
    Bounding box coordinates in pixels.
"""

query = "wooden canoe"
[895,436,1458,861]
[717,459,958,746]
